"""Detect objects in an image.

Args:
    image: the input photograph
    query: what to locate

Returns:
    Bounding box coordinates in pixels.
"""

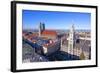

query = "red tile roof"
[42,30,57,36]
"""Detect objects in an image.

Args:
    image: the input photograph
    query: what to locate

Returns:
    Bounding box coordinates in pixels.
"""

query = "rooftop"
[42,30,57,36]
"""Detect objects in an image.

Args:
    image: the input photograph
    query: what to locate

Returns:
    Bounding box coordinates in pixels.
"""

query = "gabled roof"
[42,30,57,36]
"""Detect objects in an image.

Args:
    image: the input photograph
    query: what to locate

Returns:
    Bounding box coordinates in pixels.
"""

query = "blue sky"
[22,10,91,30]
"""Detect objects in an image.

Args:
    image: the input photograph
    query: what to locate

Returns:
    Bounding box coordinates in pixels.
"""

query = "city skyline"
[22,10,91,30]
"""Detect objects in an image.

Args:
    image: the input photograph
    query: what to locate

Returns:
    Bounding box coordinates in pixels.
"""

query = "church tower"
[68,24,76,55]
[38,22,45,37]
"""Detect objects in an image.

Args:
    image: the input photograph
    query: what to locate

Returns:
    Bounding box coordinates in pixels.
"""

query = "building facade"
[68,24,76,55]
[38,22,57,39]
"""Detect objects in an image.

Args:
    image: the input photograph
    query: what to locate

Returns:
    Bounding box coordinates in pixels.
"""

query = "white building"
[68,24,76,55]
[42,40,60,56]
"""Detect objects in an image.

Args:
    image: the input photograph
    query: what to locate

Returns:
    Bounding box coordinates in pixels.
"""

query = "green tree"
[80,52,85,60]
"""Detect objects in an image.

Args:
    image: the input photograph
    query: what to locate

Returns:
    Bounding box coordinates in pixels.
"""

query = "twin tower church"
[38,22,82,58]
